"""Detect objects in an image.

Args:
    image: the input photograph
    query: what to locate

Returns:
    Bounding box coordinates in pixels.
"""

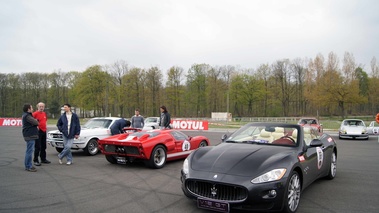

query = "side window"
[170,131,187,140]
[104,120,112,128]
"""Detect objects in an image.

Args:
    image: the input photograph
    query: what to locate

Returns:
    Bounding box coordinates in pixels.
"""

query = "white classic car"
[367,121,379,135]
[47,117,122,155]
[338,119,369,140]
[143,117,160,130]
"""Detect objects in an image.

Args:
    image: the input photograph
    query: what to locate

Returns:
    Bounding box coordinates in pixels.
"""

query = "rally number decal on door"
[182,140,191,151]
[316,147,324,169]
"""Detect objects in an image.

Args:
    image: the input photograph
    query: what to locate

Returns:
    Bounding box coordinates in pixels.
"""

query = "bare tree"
[342,52,356,81]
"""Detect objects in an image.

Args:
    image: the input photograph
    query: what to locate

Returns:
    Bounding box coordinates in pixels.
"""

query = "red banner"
[0,118,23,126]
[171,120,208,130]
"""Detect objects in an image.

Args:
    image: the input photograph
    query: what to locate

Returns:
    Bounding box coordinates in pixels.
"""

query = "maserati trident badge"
[213,174,218,179]
[211,185,217,197]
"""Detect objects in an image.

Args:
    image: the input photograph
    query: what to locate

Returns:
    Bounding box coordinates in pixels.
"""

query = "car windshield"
[145,117,158,123]
[345,120,364,126]
[84,119,113,129]
[225,124,299,146]
[299,119,317,125]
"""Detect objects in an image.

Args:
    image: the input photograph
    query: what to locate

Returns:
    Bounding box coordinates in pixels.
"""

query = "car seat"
[255,129,274,143]
[303,128,313,145]
[272,127,285,140]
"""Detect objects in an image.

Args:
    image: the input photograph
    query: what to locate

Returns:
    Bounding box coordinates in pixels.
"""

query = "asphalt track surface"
[1,126,379,213]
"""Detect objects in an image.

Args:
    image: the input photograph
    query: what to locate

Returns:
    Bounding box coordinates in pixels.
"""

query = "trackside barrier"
[0,118,22,126]
[171,120,208,130]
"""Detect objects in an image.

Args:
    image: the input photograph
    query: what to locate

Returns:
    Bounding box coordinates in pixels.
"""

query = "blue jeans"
[25,140,35,169]
[58,135,73,163]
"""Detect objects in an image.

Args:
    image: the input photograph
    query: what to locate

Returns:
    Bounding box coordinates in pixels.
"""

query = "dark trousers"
[34,130,47,162]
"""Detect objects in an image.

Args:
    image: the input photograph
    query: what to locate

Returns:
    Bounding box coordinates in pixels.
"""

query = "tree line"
[1,51,379,119]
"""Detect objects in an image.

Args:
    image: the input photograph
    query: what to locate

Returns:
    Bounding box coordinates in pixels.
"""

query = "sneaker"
[25,167,37,172]
[34,161,41,166]
[41,159,51,164]
[58,155,62,164]
[66,161,72,165]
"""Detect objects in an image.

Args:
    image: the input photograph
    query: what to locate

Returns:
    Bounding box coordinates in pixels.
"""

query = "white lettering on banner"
[172,120,206,130]
[1,118,23,126]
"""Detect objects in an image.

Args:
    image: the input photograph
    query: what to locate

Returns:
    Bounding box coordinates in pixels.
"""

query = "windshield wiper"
[225,140,236,143]
[242,140,269,144]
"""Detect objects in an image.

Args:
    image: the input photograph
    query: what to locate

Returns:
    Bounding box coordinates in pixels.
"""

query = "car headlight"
[182,158,189,175]
[251,168,287,184]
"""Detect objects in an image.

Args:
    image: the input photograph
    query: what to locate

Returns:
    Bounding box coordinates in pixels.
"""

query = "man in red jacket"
[32,102,51,165]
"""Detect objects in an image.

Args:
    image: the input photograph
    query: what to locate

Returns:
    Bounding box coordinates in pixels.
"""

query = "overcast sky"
[1,0,378,74]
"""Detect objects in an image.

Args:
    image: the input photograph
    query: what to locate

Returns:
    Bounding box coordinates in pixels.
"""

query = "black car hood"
[191,143,295,177]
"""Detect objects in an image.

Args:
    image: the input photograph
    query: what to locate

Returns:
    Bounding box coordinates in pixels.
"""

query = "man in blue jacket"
[57,104,80,165]
[110,118,131,135]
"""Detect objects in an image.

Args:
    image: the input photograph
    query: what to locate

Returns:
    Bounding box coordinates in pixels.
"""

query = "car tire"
[55,147,63,153]
[198,140,208,148]
[326,151,337,180]
[146,145,166,169]
[105,155,117,164]
[84,139,99,156]
[283,171,301,213]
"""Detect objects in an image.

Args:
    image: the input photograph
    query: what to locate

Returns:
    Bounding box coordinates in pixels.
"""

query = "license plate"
[117,157,127,164]
[56,142,64,147]
[197,198,229,213]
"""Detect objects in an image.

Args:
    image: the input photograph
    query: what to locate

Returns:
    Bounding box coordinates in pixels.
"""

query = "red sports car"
[298,117,323,133]
[98,128,209,169]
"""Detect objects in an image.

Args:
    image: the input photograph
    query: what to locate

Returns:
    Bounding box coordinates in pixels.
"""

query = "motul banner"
[0,118,22,126]
[171,120,208,130]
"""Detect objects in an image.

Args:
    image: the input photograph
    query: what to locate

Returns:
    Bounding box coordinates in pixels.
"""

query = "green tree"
[105,60,129,117]
[124,68,145,116]
[145,67,162,116]
[186,64,209,117]
[166,66,185,117]
[73,66,111,116]
[256,64,272,116]
[229,73,245,117]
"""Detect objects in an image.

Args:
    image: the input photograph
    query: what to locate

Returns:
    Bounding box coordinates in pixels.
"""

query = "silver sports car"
[338,119,368,140]
[366,121,379,135]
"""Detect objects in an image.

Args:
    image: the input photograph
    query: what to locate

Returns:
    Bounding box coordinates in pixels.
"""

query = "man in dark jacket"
[159,105,171,129]
[22,103,39,172]
[110,118,131,135]
[57,104,80,165]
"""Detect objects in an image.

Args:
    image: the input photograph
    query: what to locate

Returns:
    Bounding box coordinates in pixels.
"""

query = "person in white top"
[56,104,81,165]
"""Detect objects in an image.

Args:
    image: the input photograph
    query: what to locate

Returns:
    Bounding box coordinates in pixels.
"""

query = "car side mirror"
[309,139,323,147]
[221,134,228,142]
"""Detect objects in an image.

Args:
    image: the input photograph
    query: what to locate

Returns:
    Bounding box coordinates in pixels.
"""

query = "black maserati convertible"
[181,123,337,213]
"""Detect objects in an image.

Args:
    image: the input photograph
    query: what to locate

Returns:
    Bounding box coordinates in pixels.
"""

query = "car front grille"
[51,133,63,139]
[186,180,248,201]
[104,145,140,155]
